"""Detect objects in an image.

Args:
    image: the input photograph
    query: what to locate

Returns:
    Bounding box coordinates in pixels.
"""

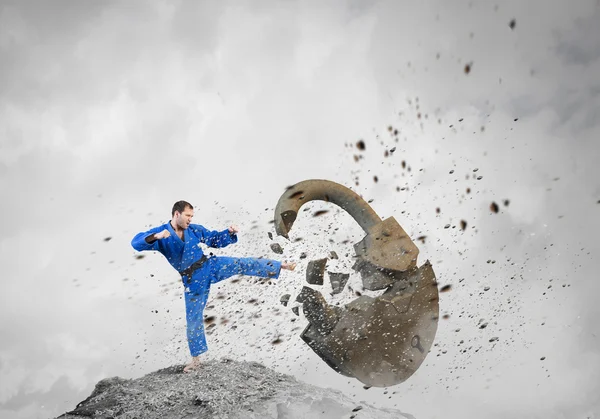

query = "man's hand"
[228,225,239,235]
[154,230,171,240]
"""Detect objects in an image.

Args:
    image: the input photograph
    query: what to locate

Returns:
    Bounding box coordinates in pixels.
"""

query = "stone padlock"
[274,179,439,387]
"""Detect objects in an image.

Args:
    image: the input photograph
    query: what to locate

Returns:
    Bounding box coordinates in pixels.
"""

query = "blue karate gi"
[131,221,281,356]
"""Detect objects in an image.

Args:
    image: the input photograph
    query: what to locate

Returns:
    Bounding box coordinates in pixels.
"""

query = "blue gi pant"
[184,256,281,357]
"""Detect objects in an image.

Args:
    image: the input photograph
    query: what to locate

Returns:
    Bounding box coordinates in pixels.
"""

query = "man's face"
[175,207,194,229]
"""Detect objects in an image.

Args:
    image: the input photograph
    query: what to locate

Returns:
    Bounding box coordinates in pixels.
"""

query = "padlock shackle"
[273,179,381,239]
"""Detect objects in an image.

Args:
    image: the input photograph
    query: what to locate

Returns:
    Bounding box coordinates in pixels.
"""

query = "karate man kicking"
[131,200,296,373]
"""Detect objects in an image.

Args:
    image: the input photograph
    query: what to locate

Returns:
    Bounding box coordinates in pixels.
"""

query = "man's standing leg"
[183,288,209,372]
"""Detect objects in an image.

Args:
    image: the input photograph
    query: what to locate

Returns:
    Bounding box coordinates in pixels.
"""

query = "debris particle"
[460,220,467,230]
[306,258,328,285]
[416,235,427,244]
[299,252,307,259]
[503,199,510,206]
[540,356,546,361]
[464,63,472,74]
[291,306,299,316]
[436,207,441,214]
[329,251,338,260]
[134,254,145,260]
[103,237,112,242]
[356,140,366,151]
[271,337,283,345]
[442,314,450,320]
[204,316,216,325]
[509,19,516,30]
[490,202,499,213]
[270,243,284,254]
[390,147,396,153]
[313,210,330,217]
[440,284,452,293]
[489,337,499,342]
[329,272,350,294]
[280,294,291,307]
[466,188,471,194]
[373,176,378,183]
[268,232,273,240]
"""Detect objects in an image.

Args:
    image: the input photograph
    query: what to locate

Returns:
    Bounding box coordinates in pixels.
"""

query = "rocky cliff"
[55,358,414,419]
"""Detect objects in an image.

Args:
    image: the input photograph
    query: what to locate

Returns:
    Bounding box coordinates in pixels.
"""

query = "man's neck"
[170,220,182,232]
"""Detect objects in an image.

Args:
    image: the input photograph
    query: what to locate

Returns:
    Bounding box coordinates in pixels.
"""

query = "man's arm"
[191,224,238,248]
[131,225,166,252]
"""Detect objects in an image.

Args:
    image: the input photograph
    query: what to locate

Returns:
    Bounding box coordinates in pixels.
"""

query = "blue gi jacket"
[131,221,238,273]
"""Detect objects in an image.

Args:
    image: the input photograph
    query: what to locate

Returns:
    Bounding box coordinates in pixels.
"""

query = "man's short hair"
[172,200,193,216]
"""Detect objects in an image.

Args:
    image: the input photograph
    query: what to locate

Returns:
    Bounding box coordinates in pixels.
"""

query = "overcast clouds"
[1,0,599,418]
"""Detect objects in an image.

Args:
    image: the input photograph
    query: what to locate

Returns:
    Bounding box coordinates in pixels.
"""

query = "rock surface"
[55,358,414,419]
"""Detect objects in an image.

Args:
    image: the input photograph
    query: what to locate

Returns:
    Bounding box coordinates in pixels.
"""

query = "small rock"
[280,294,291,307]
[306,258,328,285]
[329,272,350,294]
[270,243,284,254]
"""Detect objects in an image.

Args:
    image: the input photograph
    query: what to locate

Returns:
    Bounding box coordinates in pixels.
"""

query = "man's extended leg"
[210,256,284,284]
[183,289,209,372]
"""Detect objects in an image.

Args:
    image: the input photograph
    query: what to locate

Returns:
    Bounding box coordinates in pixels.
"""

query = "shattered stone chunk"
[291,306,299,316]
[306,258,328,285]
[280,294,291,307]
[299,252,307,259]
[270,243,284,254]
[328,272,350,294]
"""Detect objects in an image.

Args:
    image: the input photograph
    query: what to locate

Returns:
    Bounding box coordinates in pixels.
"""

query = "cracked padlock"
[274,179,439,387]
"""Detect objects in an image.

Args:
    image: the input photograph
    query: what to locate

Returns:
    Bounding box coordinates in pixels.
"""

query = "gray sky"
[1,0,599,418]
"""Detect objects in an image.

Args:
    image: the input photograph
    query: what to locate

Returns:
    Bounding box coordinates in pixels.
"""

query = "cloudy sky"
[1,0,599,418]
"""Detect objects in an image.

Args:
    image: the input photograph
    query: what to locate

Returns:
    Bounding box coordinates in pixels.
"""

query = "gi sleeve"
[192,224,238,248]
[131,225,164,252]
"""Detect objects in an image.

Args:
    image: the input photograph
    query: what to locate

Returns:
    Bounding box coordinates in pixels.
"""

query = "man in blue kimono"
[131,200,296,372]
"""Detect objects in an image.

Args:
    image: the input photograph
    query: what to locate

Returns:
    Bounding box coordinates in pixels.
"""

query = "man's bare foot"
[281,261,296,271]
[183,356,202,373]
